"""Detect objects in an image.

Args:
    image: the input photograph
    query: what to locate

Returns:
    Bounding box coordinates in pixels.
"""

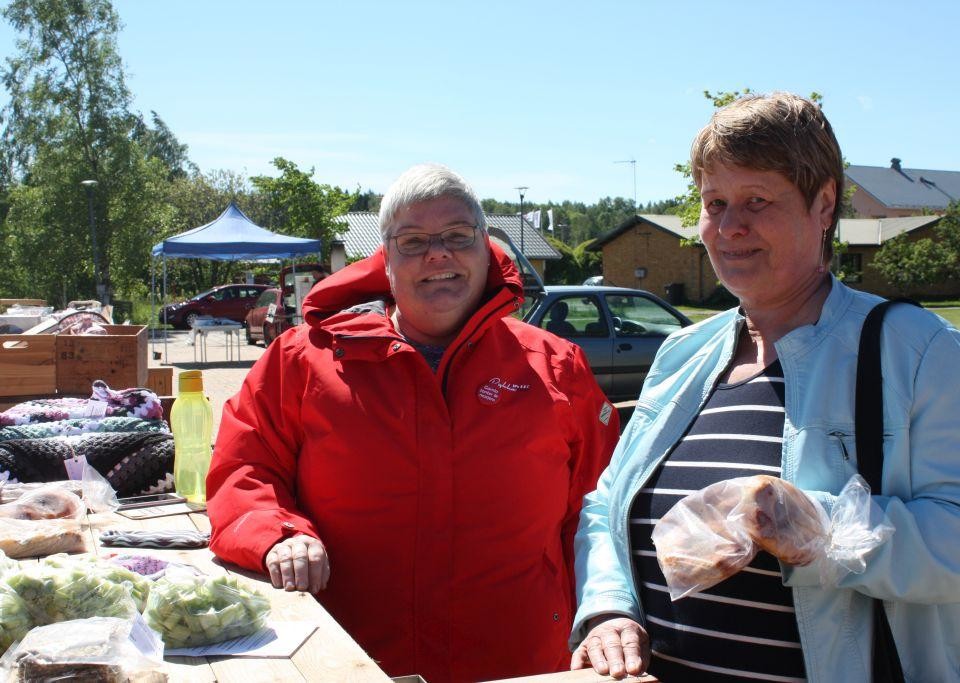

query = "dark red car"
[245,264,327,346]
[159,284,270,329]
[244,288,282,346]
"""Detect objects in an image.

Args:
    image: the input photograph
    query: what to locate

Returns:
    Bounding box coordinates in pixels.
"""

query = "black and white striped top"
[629,360,807,682]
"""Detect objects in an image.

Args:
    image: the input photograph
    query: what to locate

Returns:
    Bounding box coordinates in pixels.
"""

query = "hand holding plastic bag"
[652,474,893,600]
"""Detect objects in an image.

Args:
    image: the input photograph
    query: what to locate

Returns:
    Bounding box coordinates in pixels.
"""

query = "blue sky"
[2,1,958,205]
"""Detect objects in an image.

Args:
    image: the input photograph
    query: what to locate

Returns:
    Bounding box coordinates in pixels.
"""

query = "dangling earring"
[816,230,827,274]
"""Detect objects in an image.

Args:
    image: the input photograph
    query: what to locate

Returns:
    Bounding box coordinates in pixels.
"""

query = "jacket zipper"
[828,431,850,460]
[440,296,518,396]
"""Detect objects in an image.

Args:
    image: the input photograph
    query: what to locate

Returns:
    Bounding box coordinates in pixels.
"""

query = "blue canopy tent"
[150,202,321,362]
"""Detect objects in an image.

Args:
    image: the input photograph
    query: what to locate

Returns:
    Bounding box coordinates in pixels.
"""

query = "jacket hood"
[302,241,523,326]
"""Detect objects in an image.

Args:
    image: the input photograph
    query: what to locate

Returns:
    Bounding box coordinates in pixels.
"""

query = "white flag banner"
[547,208,555,232]
[523,210,541,230]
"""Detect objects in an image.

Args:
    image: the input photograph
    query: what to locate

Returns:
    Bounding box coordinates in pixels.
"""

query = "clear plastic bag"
[652,474,894,600]
[144,571,270,649]
[2,559,140,625]
[0,486,86,559]
[0,615,166,682]
[0,581,32,656]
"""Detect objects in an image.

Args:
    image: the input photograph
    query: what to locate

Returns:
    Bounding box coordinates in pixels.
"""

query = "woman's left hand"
[570,615,649,679]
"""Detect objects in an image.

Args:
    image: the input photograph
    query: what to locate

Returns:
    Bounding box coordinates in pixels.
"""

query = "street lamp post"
[515,186,528,256]
[80,179,103,303]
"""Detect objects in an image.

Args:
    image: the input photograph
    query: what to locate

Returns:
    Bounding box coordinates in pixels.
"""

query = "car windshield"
[190,288,216,301]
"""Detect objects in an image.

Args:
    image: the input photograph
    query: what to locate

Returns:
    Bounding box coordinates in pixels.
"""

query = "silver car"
[522,285,692,402]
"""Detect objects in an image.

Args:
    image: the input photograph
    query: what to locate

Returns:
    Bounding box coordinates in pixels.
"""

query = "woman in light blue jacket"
[570,92,960,683]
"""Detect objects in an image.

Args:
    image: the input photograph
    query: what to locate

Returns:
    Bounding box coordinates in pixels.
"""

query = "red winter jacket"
[207,244,618,683]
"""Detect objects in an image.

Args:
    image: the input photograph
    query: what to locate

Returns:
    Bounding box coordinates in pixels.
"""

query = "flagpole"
[615,158,637,212]
[515,186,528,256]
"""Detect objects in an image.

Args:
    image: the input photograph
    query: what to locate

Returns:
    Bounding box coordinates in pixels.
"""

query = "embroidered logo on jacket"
[477,377,531,405]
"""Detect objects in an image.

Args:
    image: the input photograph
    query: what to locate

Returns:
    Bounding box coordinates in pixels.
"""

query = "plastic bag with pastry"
[653,474,894,600]
[735,474,831,567]
[651,478,759,600]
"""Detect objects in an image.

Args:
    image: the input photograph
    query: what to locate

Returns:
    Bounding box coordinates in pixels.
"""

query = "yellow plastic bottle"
[171,370,213,506]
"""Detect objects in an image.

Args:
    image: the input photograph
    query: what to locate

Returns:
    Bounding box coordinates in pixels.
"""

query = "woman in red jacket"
[206,164,619,683]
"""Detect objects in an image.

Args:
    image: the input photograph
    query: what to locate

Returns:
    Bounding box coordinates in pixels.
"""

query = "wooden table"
[77,508,392,683]
[14,507,656,682]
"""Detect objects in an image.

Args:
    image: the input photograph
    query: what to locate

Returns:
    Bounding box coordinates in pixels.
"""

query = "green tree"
[870,233,954,295]
[543,237,601,285]
[251,157,356,260]
[1,0,172,305]
[870,202,960,294]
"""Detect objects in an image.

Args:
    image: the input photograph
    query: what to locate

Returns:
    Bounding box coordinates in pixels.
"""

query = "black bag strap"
[854,297,918,683]
[855,298,920,491]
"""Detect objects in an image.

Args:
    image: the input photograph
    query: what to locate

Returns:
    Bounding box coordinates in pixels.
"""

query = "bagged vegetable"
[43,554,151,612]
[0,616,166,682]
[653,473,893,600]
[0,581,31,656]
[3,559,140,625]
[144,573,270,648]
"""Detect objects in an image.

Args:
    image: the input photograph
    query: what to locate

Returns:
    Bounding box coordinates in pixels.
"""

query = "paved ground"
[149,329,266,440]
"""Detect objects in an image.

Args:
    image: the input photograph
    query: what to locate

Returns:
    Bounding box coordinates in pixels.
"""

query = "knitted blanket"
[0,417,169,443]
[0,432,174,497]
[0,381,162,427]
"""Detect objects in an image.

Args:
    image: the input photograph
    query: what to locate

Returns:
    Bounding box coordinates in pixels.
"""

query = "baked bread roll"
[0,487,84,521]
[739,475,827,566]
[653,479,758,599]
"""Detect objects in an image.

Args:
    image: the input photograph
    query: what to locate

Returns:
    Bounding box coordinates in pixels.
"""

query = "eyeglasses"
[389,224,480,256]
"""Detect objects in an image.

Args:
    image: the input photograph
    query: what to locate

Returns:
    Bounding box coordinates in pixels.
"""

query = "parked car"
[523,285,692,402]
[158,284,270,329]
[245,263,327,346]
[245,288,281,346]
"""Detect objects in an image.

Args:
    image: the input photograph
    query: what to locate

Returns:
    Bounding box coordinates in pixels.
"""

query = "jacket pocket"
[792,424,860,494]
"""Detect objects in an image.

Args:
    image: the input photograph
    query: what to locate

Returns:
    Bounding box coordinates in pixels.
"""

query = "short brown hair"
[690,92,844,247]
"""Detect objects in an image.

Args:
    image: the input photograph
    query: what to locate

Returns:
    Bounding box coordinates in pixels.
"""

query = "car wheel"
[245,325,255,345]
[184,311,199,329]
[264,327,274,347]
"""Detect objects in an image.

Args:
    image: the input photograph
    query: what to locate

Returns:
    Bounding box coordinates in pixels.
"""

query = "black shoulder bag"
[855,298,919,683]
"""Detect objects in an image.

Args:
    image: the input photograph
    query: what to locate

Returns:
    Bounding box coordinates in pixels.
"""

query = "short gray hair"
[379,163,487,240]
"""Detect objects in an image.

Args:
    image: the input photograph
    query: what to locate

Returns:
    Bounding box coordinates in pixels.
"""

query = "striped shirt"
[629,360,807,682]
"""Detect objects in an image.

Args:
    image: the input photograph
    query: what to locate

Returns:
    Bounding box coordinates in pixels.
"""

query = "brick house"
[591,214,958,303]
[336,212,560,278]
[846,159,960,217]
[589,215,718,303]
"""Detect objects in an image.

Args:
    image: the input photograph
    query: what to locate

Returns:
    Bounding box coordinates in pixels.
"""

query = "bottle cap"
[178,370,204,393]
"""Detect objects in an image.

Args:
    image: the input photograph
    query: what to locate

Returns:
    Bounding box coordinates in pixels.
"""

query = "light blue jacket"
[571,278,960,682]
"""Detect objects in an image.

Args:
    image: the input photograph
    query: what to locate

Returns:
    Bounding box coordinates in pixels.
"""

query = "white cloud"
[857,95,874,111]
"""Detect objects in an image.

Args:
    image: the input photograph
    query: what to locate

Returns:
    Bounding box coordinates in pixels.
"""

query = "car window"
[255,290,276,307]
[605,294,685,337]
[541,296,608,338]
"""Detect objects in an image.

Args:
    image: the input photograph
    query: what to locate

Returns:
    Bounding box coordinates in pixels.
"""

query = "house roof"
[835,215,941,246]
[484,214,560,260]
[591,213,941,250]
[845,163,960,211]
[335,212,382,259]
[590,214,699,249]
[336,211,560,260]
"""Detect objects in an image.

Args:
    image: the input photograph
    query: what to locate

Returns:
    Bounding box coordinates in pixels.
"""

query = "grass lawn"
[678,301,960,328]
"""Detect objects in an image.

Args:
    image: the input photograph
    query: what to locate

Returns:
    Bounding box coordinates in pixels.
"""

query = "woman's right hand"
[570,615,649,679]
[265,534,330,594]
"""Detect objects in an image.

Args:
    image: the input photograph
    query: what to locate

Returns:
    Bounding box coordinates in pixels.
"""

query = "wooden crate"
[56,325,148,394]
[0,334,57,397]
[146,366,174,396]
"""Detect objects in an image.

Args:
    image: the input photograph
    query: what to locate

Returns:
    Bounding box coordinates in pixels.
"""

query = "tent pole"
[150,258,156,356]
[292,260,300,325]
[162,257,168,365]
